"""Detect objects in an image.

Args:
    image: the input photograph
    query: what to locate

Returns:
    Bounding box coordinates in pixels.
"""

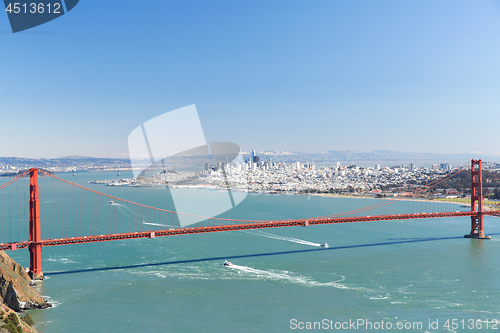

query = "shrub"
[1,313,22,333]
[21,314,35,326]
[7,313,19,326]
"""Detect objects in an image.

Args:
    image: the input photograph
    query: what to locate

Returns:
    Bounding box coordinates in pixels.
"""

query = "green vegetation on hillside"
[428,170,500,191]
[1,312,22,333]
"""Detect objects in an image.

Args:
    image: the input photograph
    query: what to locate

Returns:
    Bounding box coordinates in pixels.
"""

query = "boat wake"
[142,221,169,227]
[109,201,141,217]
[135,264,349,289]
[227,264,351,288]
[246,230,324,247]
[131,264,382,296]
[109,202,128,208]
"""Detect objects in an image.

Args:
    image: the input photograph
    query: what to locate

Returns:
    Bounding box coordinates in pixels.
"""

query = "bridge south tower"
[29,168,43,279]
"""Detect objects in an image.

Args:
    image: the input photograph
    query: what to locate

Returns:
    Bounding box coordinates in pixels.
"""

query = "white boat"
[320,243,329,248]
[222,260,233,267]
[108,200,114,205]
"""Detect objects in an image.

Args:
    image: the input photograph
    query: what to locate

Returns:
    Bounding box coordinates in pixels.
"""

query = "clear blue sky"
[1,0,500,158]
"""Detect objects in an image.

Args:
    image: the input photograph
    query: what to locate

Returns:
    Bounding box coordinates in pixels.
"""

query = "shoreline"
[304,192,500,211]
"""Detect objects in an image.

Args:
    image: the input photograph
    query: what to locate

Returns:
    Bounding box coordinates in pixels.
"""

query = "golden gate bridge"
[0,159,499,280]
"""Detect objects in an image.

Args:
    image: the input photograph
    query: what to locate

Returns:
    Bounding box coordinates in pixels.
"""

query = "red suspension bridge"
[0,159,499,279]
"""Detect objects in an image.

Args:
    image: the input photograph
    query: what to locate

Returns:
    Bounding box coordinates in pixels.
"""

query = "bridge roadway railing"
[0,211,478,250]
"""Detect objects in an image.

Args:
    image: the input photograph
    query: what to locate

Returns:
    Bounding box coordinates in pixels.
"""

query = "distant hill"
[57,155,95,159]
[1,151,499,169]
[0,156,131,169]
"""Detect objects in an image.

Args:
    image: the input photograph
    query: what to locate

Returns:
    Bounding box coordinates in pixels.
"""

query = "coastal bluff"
[0,303,38,333]
[0,251,50,312]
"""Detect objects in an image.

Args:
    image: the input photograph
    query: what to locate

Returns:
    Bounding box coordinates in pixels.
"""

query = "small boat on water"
[108,200,114,205]
[222,260,233,267]
[320,243,329,248]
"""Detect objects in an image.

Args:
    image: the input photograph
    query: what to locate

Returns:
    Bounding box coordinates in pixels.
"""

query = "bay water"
[3,171,500,332]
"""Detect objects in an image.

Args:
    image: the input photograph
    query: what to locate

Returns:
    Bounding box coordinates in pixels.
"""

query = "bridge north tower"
[465,159,491,239]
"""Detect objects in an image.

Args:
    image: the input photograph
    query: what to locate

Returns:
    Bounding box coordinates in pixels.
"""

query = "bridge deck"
[3,211,496,251]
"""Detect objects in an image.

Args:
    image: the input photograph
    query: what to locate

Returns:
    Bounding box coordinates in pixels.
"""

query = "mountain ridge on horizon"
[1,150,499,164]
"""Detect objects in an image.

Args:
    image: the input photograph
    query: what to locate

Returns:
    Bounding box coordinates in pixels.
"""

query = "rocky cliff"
[0,251,50,312]
[0,303,38,333]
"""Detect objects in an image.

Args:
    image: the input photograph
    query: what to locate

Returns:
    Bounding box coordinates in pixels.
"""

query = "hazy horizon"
[1,149,499,162]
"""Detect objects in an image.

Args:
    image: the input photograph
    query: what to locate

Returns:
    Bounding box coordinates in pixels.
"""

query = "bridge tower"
[29,168,43,279]
[465,160,490,239]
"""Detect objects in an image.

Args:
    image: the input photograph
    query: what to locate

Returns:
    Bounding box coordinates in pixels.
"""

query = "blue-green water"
[2,171,500,332]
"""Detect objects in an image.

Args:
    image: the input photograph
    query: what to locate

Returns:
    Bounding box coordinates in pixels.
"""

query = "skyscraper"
[251,150,259,164]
